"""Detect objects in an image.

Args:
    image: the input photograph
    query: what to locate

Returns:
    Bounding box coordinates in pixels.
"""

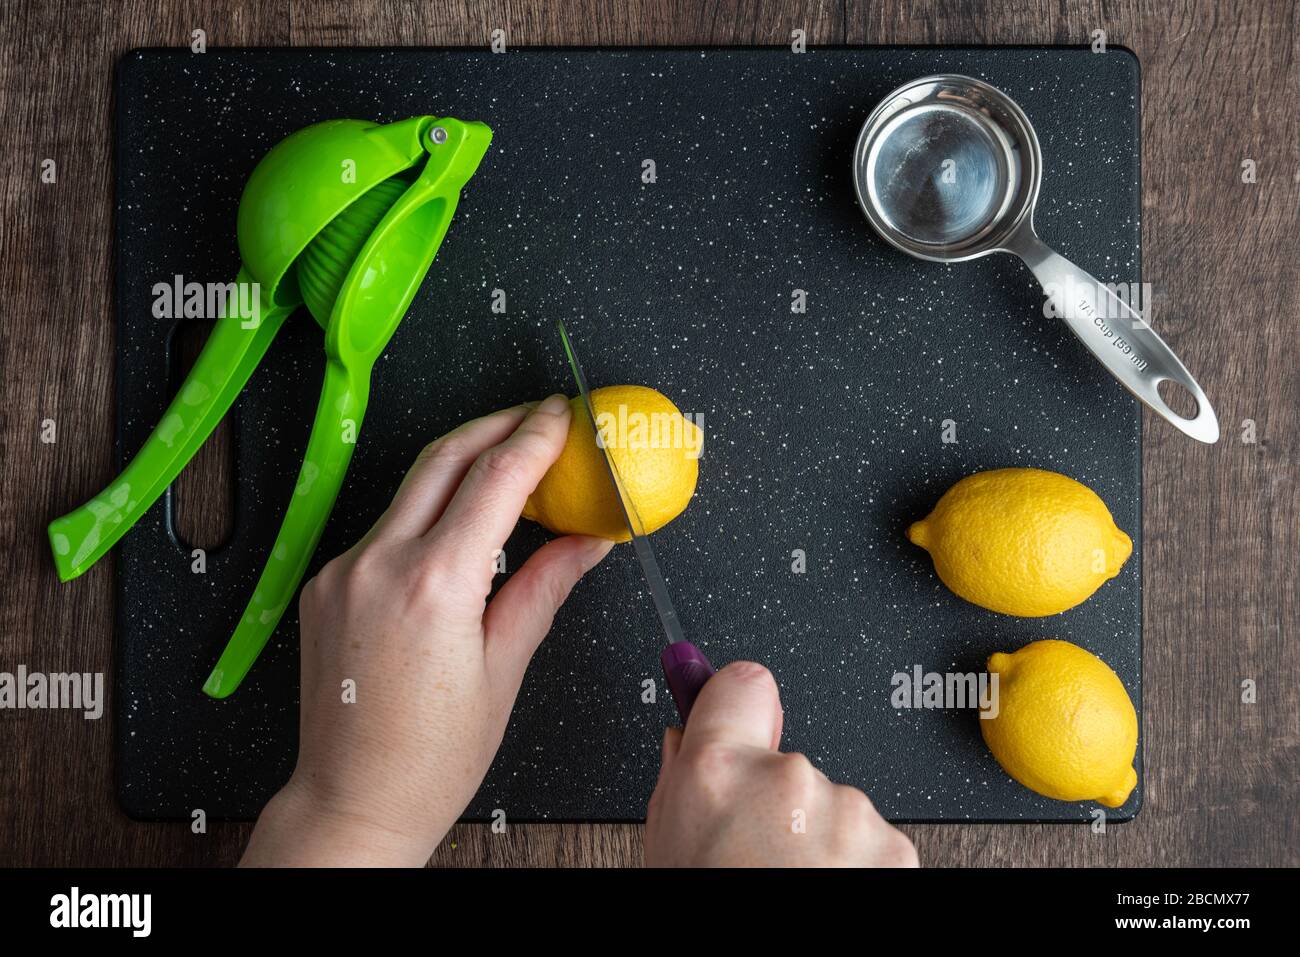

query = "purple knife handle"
[661,642,716,723]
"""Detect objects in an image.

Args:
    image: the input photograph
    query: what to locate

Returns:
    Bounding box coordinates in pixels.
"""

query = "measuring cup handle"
[1008,232,1219,443]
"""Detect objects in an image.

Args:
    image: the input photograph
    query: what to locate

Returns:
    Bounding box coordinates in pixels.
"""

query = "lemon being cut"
[980,639,1138,807]
[906,467,1132,617]
[523,385,702,542]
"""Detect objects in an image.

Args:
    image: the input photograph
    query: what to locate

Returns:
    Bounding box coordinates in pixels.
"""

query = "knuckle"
[419,432,473,466]
[682,741,741,783]
[314,546,389,611]
[773,752,820,801]
[414,540,466,584]
[832,786,885,843]
[409,543,485,610]
[345,545,384,583]
[299,575,323,614]
[471,444,531,486]
[778,751,816,780]
[303,556,344,604]
[336,568,374,609]
[836,784,875,817]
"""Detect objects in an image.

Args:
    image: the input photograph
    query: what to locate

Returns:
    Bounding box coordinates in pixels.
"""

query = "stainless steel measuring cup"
[852,74,1218,443]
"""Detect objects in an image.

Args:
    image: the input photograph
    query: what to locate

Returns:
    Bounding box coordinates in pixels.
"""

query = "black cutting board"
[113,47,1142,823]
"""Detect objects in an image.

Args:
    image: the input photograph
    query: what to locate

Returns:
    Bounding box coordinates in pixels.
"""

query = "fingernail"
[537,393,570,416]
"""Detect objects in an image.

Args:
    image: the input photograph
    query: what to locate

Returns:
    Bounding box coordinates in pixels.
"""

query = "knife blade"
[555,319,715,720]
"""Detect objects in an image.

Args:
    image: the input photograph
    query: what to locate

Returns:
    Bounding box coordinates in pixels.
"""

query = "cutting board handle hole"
[166,320,236,553]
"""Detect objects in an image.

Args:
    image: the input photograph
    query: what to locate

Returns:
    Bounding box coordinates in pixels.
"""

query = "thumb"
[680,661,784,752]
[483,535,614,690]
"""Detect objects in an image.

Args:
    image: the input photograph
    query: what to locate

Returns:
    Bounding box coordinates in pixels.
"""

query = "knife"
[556,319,716,722]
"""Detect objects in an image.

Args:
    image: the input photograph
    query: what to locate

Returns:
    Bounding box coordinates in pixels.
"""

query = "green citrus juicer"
[47,115,492,697]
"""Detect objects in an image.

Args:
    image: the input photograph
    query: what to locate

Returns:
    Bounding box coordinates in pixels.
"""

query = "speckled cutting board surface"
[115,47,1142,822]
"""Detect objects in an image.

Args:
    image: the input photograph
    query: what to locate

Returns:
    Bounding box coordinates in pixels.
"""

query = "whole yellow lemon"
[906,467,1132,617]
[523,385,702,542]
[981,639,1138,807]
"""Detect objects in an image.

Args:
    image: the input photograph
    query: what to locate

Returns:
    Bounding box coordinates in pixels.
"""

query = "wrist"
[241,776,434,867]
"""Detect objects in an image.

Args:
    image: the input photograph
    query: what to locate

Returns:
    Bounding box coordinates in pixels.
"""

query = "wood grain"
[1,0,1295,867]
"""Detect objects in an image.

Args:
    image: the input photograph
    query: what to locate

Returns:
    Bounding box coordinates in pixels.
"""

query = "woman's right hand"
[644,662,920,867]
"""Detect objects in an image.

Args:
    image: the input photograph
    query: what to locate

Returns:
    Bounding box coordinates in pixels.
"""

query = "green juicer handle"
[204,118,492,698]
[202,360,367,698]
[47,267,294,581]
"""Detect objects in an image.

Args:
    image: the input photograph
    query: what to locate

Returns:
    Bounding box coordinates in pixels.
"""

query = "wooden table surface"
[1,0,1295,867]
